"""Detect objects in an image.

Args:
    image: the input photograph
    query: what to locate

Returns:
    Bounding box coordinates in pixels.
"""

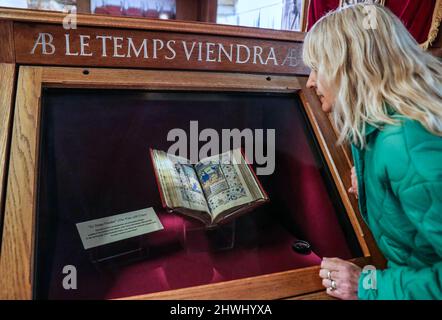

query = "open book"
[150,148,269,227]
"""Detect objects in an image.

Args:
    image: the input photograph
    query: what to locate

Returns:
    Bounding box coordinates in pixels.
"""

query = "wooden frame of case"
[0,8,386,300]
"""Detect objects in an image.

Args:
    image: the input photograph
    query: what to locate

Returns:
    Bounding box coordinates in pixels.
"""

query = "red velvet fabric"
[306,0,436,44]
[307,0,340,31]
[103,213,325,299]
[386,0,435,44]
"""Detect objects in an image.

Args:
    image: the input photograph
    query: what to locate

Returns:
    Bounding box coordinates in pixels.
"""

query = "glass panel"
[217,0,303,31]
[91,0,176,19]
[0,0,76,11]
[0,0,176,19]
[35,89,361,299]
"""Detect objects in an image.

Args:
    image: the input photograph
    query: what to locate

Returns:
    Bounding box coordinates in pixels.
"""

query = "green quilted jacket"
[352,115,442,300]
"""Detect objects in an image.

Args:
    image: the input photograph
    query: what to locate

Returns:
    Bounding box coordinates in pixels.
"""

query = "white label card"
[76,207,163,250]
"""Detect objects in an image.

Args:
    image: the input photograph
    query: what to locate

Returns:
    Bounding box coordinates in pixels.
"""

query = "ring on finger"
[327,270,332,280]
[329,280,337,291]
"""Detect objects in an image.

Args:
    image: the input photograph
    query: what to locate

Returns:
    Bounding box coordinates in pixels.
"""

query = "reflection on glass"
[105,0,123,15]
[91,0,176,19]
[0,0,28,9]
[144,0,160,18]
[93,0,107,14]
[0,0,76,11]
[158,0,175,19]
[124,0,144,17]
[217,0,304,31]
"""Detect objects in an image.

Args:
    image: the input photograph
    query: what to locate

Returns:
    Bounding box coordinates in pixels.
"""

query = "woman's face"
[306,71,335,113]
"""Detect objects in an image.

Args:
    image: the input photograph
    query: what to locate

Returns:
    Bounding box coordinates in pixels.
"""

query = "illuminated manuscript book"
[150,148,269,227]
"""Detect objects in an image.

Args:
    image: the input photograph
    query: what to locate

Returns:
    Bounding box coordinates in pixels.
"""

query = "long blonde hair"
[303,3,442,147]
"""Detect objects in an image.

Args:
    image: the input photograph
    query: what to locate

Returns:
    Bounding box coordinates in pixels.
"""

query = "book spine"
[149,148,168,209]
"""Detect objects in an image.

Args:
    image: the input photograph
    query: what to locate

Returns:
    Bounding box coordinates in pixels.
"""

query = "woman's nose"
[306,75,316,89]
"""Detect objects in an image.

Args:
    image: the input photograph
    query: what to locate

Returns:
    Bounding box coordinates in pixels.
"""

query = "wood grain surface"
[0,20,15,63]
[41,66,302,91]
[118,258,368,300]
[0,66,42,299]
[0,63,16,245]
[13,22,308,75]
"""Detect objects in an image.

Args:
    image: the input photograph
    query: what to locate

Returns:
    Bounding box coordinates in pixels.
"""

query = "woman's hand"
[348,166,358,198]
[319,257,362,300]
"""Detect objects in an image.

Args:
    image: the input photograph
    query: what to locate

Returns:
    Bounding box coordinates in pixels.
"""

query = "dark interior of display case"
[34,89,362,299]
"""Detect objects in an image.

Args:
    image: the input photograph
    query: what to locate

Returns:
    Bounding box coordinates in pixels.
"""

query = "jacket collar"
[363,104,397,137]
[364,123,378,137]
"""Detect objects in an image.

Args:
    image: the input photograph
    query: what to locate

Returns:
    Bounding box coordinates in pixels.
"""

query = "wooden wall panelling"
[176,0,199,21]
[12,22,308,75]
[0,63,16,248]
[0,66,43,299]
[176,0,218,22]
[286,291,336,300]
[119,257,368,300]
[120,264,330,300]
[199,0,218,23]
[0,20,15,63]
[77,0,91,14]
[41,67,301,91]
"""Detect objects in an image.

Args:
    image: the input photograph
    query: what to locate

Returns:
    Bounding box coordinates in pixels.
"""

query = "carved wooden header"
[0,8,309,75]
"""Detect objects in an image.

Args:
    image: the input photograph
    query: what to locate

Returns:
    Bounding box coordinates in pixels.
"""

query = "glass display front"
[34,89,361,299]
[0,1,303,29]
[0,0,177,19]
[0,0,76,11]
[217,0,304,31]
[92,0,176,19]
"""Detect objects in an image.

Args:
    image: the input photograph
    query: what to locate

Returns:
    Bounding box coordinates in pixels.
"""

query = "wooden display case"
[0,7,385,300]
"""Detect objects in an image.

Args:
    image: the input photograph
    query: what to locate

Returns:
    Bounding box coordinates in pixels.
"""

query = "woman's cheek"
[321,98,333,113]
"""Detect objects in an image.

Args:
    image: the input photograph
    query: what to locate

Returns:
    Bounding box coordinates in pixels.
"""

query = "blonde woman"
[303,3,442,300]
